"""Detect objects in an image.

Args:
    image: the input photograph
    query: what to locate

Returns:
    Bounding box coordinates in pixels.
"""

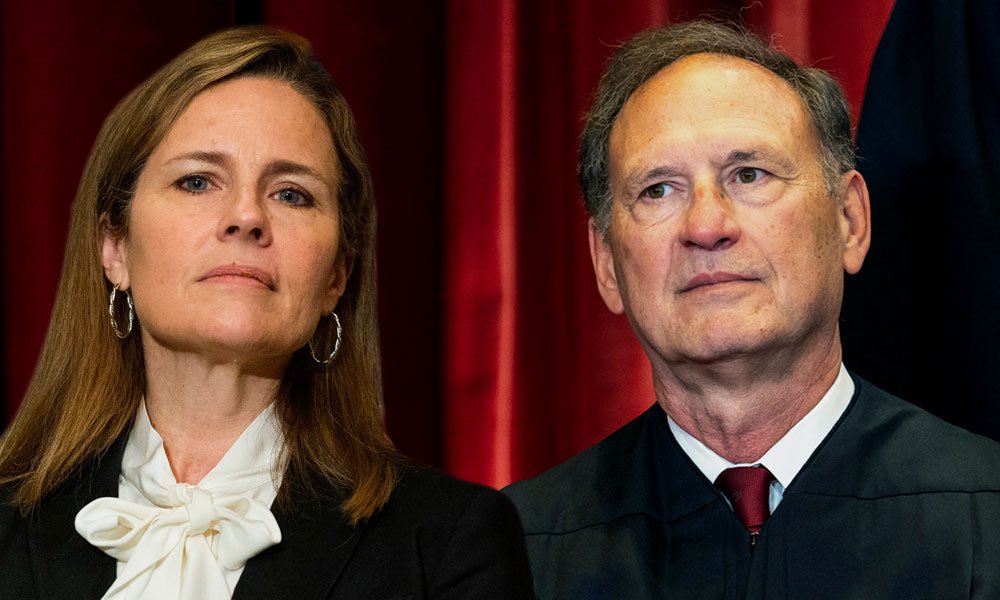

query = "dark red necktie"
[715,466,775,534]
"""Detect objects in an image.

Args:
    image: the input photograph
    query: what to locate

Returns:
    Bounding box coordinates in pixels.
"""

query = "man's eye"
[642,182,673,200]
[736,168,766,184]
[179,175,210,193]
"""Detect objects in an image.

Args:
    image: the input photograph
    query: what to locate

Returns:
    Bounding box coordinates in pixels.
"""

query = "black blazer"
[504,375,1000,599]
[0,440,534,600]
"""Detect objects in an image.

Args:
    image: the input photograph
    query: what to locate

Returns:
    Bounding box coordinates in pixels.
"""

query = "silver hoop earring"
[109,284,134,339]
[309,311,342,365]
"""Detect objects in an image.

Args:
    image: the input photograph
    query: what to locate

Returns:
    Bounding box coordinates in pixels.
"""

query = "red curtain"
[0,1,894,488]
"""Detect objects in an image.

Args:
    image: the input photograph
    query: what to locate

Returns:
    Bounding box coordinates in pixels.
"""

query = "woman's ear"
[325,255,352,312]
[101,227,130,290]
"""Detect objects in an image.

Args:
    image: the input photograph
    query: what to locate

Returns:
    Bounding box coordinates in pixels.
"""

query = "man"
[503,20,1000,599]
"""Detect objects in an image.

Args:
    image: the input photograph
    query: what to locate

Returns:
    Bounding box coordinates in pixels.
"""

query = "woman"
[0,26,533,599]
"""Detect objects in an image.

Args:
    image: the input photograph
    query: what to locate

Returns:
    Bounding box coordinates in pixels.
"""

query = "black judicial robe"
[503,376,1000,599]
[0,448,534,600]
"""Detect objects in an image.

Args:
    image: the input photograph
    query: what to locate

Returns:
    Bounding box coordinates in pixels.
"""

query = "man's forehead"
[608,54,814,174]
[630,52,796,104]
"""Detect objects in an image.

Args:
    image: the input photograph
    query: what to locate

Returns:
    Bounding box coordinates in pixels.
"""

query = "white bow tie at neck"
[75,483,282,600]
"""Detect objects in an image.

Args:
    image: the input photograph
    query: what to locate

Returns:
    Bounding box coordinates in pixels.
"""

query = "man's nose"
[679,182,740,251]
[217,187,272,245]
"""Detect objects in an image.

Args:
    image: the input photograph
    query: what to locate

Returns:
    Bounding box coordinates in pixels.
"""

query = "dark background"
[5,0,994,489]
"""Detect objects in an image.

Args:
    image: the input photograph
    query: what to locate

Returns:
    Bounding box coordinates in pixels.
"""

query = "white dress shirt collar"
[666,364,854,492]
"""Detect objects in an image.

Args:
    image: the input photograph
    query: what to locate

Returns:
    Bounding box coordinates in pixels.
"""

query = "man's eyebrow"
[617,146,801,195]
[622,165,684,192]
[722,148,796,172]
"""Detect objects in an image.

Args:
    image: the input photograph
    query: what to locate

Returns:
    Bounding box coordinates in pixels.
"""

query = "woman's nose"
[218,188,272,245]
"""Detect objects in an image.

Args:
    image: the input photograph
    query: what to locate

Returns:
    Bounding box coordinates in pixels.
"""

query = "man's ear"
[588,218,625,314]
[838,170,872,275]
[101,228,130,290]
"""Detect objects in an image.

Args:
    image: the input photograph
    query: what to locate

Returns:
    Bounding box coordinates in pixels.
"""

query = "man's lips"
[198,265,275,290]
[680,272,755,293]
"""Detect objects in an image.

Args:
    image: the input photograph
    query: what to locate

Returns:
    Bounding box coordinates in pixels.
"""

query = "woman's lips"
[198,265,275,290]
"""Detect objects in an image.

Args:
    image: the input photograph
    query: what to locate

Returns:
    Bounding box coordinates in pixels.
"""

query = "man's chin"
[662,324,783,365]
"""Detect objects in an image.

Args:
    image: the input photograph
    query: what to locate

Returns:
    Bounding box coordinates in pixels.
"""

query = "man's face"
[591,53,869,370]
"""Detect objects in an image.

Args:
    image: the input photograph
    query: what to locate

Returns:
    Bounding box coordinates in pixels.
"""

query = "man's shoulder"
[856,377,1000,462]
[503,407,646,492]
[805,375,1000,494]
[502,405,682,535]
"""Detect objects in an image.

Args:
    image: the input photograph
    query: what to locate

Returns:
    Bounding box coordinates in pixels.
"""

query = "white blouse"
[75,401,284,599]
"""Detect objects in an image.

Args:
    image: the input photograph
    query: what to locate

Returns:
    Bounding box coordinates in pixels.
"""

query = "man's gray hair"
[580,20,856,234]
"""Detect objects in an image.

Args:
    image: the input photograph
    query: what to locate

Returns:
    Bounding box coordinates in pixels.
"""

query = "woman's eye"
[642,182,673,200]
[736,168,766,184]
[179,175,211,193]
[274,188,310,206]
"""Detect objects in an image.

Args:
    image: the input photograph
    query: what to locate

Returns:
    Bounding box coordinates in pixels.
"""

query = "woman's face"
[102,77,347,370]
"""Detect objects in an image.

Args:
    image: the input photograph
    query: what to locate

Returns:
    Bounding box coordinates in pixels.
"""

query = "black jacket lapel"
[234,493,366,600]
[29,439,124,600]
[25,437,365,600]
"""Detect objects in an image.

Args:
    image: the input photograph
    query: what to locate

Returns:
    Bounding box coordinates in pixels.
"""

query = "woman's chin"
[144,326,304,370]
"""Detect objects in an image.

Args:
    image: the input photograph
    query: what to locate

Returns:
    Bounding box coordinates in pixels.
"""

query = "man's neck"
[653,335,844,464]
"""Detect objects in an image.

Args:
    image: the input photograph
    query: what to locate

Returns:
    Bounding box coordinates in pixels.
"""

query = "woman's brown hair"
[0,26,398,523]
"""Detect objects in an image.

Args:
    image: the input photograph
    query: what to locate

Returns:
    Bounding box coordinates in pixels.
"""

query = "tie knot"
[715,466,775,533]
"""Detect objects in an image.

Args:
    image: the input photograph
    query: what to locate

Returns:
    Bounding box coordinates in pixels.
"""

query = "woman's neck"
[142,344,284,484]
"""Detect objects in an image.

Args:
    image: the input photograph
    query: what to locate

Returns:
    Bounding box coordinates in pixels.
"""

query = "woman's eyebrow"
[162,153,334,186]
[164,150,230,168]
[260,159,331,186]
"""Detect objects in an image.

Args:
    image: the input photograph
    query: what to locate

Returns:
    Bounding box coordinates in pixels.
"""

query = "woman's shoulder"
[344,462,534,598]
[379,462,521,528]
[0,480,23,525]
[0,481,33,578]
